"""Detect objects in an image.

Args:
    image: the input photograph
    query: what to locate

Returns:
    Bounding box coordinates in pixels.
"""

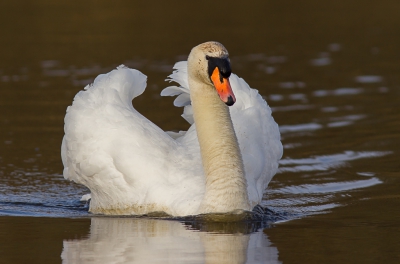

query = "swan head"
[188,41,236,106]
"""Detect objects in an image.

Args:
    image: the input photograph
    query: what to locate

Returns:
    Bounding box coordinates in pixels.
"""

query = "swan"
[61,41,282,216]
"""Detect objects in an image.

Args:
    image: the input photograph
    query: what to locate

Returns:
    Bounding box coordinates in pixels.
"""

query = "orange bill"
[210,67,236,106]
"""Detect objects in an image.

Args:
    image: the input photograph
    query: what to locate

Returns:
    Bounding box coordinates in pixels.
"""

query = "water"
[1,1,400,263]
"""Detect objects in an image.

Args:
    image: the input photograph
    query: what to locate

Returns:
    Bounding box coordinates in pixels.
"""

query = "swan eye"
[206,55,231,81]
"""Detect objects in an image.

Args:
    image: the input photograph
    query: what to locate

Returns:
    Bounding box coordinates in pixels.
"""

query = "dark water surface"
[1,1,400,263]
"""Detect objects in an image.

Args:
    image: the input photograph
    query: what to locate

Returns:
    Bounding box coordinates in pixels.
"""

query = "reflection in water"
[327,114,365,128]
[61,218,280,264]
[311,57,331,67]
[354,75,383,84]
[279,151,391,172]
[270,177,381,194]
[313,88,364,97]
[279,123,322,133]
[271,104,315,112]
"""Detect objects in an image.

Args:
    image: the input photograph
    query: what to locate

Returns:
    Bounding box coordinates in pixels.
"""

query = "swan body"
[62,42,283,216]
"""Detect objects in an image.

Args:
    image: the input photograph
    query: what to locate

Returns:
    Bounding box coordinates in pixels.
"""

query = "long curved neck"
[190,80,251,213]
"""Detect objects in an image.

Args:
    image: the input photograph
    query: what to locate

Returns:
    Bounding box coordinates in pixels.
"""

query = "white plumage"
[62,42,282,216]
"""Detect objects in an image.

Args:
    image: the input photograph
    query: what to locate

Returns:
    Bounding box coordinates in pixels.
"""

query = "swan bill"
[210,67,236,106]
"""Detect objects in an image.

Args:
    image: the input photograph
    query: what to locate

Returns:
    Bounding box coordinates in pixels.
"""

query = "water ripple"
[269,178,382,195]
[279,151,391,172]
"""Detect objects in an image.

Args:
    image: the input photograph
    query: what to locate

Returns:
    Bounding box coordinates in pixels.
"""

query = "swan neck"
[190,80,250,213]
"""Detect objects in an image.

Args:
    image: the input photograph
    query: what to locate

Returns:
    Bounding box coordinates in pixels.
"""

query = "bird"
[61,41,283,217]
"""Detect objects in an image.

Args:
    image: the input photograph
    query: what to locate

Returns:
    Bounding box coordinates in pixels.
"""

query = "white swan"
[61,41,282,216]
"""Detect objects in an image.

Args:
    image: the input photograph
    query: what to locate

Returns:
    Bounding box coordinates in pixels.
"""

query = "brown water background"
[1,1,400,263]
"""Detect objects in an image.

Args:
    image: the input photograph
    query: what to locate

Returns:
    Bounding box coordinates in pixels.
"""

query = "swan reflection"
[61,217,280,264]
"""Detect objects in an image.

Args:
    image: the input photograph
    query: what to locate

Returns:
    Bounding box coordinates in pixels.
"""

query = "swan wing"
[62,65,204,215]
[229,75,283,205]
[162,61,194,124]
